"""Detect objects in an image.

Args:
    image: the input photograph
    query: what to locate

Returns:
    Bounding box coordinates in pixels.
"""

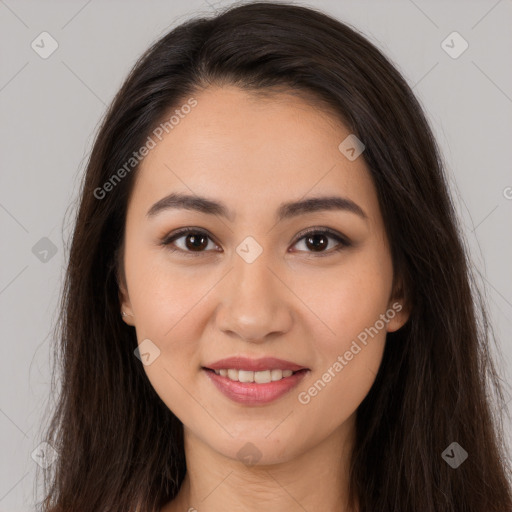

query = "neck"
[164,413,358,512]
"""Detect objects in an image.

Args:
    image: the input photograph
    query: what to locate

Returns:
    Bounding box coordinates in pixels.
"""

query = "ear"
[386,276,411,333]
[116,260,135,326]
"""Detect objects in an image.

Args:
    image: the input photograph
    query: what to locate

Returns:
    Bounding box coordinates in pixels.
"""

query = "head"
[117,80,409,460]
[40,2,512,512]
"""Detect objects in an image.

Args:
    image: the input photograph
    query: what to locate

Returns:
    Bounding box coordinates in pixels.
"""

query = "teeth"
[212,368,295,383]
[255,370,271,383]
[238,370,254,383]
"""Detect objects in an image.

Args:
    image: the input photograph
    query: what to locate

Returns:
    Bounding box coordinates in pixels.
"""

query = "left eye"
[291,229,349,255]
[161,227,350,256]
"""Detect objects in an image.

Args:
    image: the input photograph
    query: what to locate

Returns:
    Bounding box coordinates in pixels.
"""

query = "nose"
[214,249,293,343]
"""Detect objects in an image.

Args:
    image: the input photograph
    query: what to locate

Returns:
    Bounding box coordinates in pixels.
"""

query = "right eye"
[160,227,221,256]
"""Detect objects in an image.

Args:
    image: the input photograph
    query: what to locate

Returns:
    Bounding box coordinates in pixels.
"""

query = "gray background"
[1,0,511,510]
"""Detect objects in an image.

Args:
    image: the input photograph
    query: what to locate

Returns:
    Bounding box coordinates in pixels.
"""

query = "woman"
[38,2,512,511]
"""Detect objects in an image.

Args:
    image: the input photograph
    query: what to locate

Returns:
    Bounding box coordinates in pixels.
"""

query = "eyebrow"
[146,192,368,222]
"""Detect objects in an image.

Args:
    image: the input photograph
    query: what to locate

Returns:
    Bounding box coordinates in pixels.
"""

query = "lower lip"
[203,368,309,405]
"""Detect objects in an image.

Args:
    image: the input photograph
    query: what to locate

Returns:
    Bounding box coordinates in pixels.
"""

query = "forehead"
[128,85,378,224]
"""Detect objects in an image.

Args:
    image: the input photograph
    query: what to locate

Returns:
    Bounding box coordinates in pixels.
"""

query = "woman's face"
[119,85,408,464]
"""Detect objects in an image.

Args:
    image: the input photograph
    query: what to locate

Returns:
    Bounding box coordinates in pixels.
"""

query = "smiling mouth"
[202,366,310,405]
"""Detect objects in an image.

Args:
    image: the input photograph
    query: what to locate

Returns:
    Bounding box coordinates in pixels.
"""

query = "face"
[119,85,409,465]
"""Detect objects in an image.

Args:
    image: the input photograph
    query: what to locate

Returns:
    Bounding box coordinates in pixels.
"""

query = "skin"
[119,85,410,512]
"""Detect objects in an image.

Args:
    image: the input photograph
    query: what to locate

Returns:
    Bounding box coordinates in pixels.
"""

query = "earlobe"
[119,292,134,324]
[386,277,411,332]
[385,301,410,333]
[120,301,135,325]
[117,275,134,325]
[121,310,134,324]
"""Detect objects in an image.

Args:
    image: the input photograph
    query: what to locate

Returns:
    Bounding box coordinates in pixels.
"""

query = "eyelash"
[160,226,351,258]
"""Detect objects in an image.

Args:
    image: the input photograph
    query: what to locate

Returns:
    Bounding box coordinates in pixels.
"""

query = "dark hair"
[38,2,512,511]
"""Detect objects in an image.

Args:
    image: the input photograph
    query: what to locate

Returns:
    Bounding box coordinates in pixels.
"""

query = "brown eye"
[162,228,219,255]
[291,228,351,256]
[183,232,209,251]
[304,233,329,252]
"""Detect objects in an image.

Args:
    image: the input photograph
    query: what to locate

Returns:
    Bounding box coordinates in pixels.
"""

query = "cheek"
[295,339,384,439]
[292,247,392,420]
[295,245,394,344]
[124,246,207,410]
[126,242,207,340]
[128,255,206,421]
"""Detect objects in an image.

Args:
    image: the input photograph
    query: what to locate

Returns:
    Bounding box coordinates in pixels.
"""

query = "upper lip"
[203,356,309,372]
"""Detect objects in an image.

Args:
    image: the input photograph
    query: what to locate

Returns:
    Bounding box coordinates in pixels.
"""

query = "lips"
[201,356,310,405]
[202,356,309,372]
[203,366,309,405]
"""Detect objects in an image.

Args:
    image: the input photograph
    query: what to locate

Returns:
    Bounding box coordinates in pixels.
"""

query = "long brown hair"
[38,2,512,511]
